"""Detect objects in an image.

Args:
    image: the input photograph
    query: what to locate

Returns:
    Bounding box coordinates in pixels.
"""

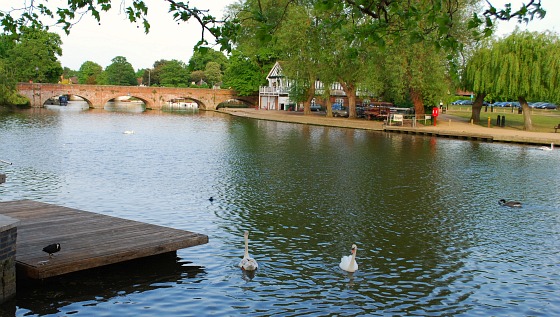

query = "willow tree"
[462,45,492,123]
[375,38,451,115]
[464,30,560,130]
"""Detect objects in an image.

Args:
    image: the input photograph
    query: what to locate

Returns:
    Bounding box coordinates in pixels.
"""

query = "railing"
[387,114,433,127]
[259,87,290,95]
[261,86,373,97]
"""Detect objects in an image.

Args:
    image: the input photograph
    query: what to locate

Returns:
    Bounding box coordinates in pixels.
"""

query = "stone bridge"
[16,83,257,110]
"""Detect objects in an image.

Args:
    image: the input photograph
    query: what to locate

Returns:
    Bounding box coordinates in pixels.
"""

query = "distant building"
[258,62,368,111]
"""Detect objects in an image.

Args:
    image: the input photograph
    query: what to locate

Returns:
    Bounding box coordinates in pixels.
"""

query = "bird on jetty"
[499,199,522,208]
[42,243,61,257]
[239,231,258,271]
[339,244,359,273]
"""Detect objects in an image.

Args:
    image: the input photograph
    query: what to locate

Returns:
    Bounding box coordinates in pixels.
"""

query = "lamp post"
[35,67,39,83]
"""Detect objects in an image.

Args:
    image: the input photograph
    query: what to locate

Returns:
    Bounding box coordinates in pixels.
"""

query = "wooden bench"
[391,114,404,126]
[555,123,560,133]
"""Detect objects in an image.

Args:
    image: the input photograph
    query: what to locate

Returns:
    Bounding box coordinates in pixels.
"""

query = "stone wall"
[0,215,18,304]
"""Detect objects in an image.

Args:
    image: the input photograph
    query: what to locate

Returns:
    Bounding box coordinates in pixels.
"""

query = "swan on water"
[339,244,359,273]
[540,143,553,151]
[499,199,522,208]
[239,231,258,271]
[123,130,134,134]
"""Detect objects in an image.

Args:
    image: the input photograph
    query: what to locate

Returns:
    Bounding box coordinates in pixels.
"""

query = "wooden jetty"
[0,200,208,279]
[384,126,495,142]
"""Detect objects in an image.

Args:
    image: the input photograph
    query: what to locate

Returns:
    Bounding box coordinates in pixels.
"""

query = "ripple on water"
[1,110,559,316]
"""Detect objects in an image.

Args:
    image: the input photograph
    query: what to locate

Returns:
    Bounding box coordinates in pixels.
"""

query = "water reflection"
[13,254,205,316]
[0,109,558,316]
[104,101,146,112]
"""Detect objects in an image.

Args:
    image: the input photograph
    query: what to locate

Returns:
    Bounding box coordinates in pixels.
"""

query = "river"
[0,103,559,316]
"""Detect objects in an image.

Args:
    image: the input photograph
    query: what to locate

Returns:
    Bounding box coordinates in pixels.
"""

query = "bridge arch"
[16,83,258,111]
[161,96,205,110]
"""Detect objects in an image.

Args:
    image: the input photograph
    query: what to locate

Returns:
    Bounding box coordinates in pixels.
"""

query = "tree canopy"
[0,1,547,53]
[78,61,103,84]
[222,50,267,95]
[104,56,137,86]
[463,30,560,130]
[0,27,63,83]
[187,48,228,72]
[158,59,190,87]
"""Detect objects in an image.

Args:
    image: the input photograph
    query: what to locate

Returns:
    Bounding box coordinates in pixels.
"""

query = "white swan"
[339,244,359,272]
[123,130,134,134]
[540,143,553,151]
[239,231,258,271]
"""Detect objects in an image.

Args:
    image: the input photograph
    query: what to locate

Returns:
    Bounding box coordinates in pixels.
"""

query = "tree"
[187,48,228,72]
[220,0,282,95]
[204,61,222,87]
[222,50,266,95]
[189,70,206,85]
[104,56,137,86]
[463,30,560,130]
[377,40,450,115]
[159,59,190,87]
[78,61,103,84]
[0,59,28,105]
[0,1,546,53]
[2,27,63,83]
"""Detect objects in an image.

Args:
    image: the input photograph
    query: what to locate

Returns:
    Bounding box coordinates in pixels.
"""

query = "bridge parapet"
[16,83,257,110]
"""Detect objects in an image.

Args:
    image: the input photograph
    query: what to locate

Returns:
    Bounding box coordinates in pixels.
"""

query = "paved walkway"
[220,108,560,147]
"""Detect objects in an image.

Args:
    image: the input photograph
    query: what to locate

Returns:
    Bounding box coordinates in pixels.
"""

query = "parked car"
[451,100,469,105]
[332,103,348,117]
[494,101,510,107]
[538,103,558,110]
[310,104,322,111]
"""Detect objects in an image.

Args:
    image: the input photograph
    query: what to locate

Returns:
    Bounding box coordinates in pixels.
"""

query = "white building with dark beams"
[259,62,349,111]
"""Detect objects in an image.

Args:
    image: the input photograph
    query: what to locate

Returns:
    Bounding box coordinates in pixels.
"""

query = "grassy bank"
[446,105,560,133]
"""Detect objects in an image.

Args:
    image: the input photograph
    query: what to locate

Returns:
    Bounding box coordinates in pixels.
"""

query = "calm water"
[0,104,559,316]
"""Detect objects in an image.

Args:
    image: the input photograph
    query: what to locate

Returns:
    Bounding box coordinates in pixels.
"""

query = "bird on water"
[339,244,359,273]
[239,231,258,271]
[43,243,61,257]
[499,199,522,208]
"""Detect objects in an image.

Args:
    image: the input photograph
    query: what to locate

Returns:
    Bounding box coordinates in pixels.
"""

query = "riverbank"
[219,108,560,147]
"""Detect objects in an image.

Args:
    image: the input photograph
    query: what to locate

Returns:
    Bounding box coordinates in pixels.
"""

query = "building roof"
[267,61,284,79]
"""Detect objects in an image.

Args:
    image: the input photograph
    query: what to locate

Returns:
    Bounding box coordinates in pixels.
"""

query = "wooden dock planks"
[0,200,208,279]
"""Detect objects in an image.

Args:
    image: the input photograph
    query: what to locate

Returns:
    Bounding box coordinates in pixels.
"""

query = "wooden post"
[0,215,18,303]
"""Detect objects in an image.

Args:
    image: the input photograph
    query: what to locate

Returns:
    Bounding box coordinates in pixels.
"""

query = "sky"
[1,0,559,71]
[0,0,238,70]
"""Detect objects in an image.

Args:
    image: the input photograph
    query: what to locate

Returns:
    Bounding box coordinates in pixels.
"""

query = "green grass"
[445,105,560,132]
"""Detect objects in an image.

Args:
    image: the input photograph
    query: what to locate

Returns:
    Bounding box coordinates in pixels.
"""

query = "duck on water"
[499,199,522,208]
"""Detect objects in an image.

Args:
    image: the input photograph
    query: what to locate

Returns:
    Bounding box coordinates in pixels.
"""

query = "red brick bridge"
[16,83,257,110]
